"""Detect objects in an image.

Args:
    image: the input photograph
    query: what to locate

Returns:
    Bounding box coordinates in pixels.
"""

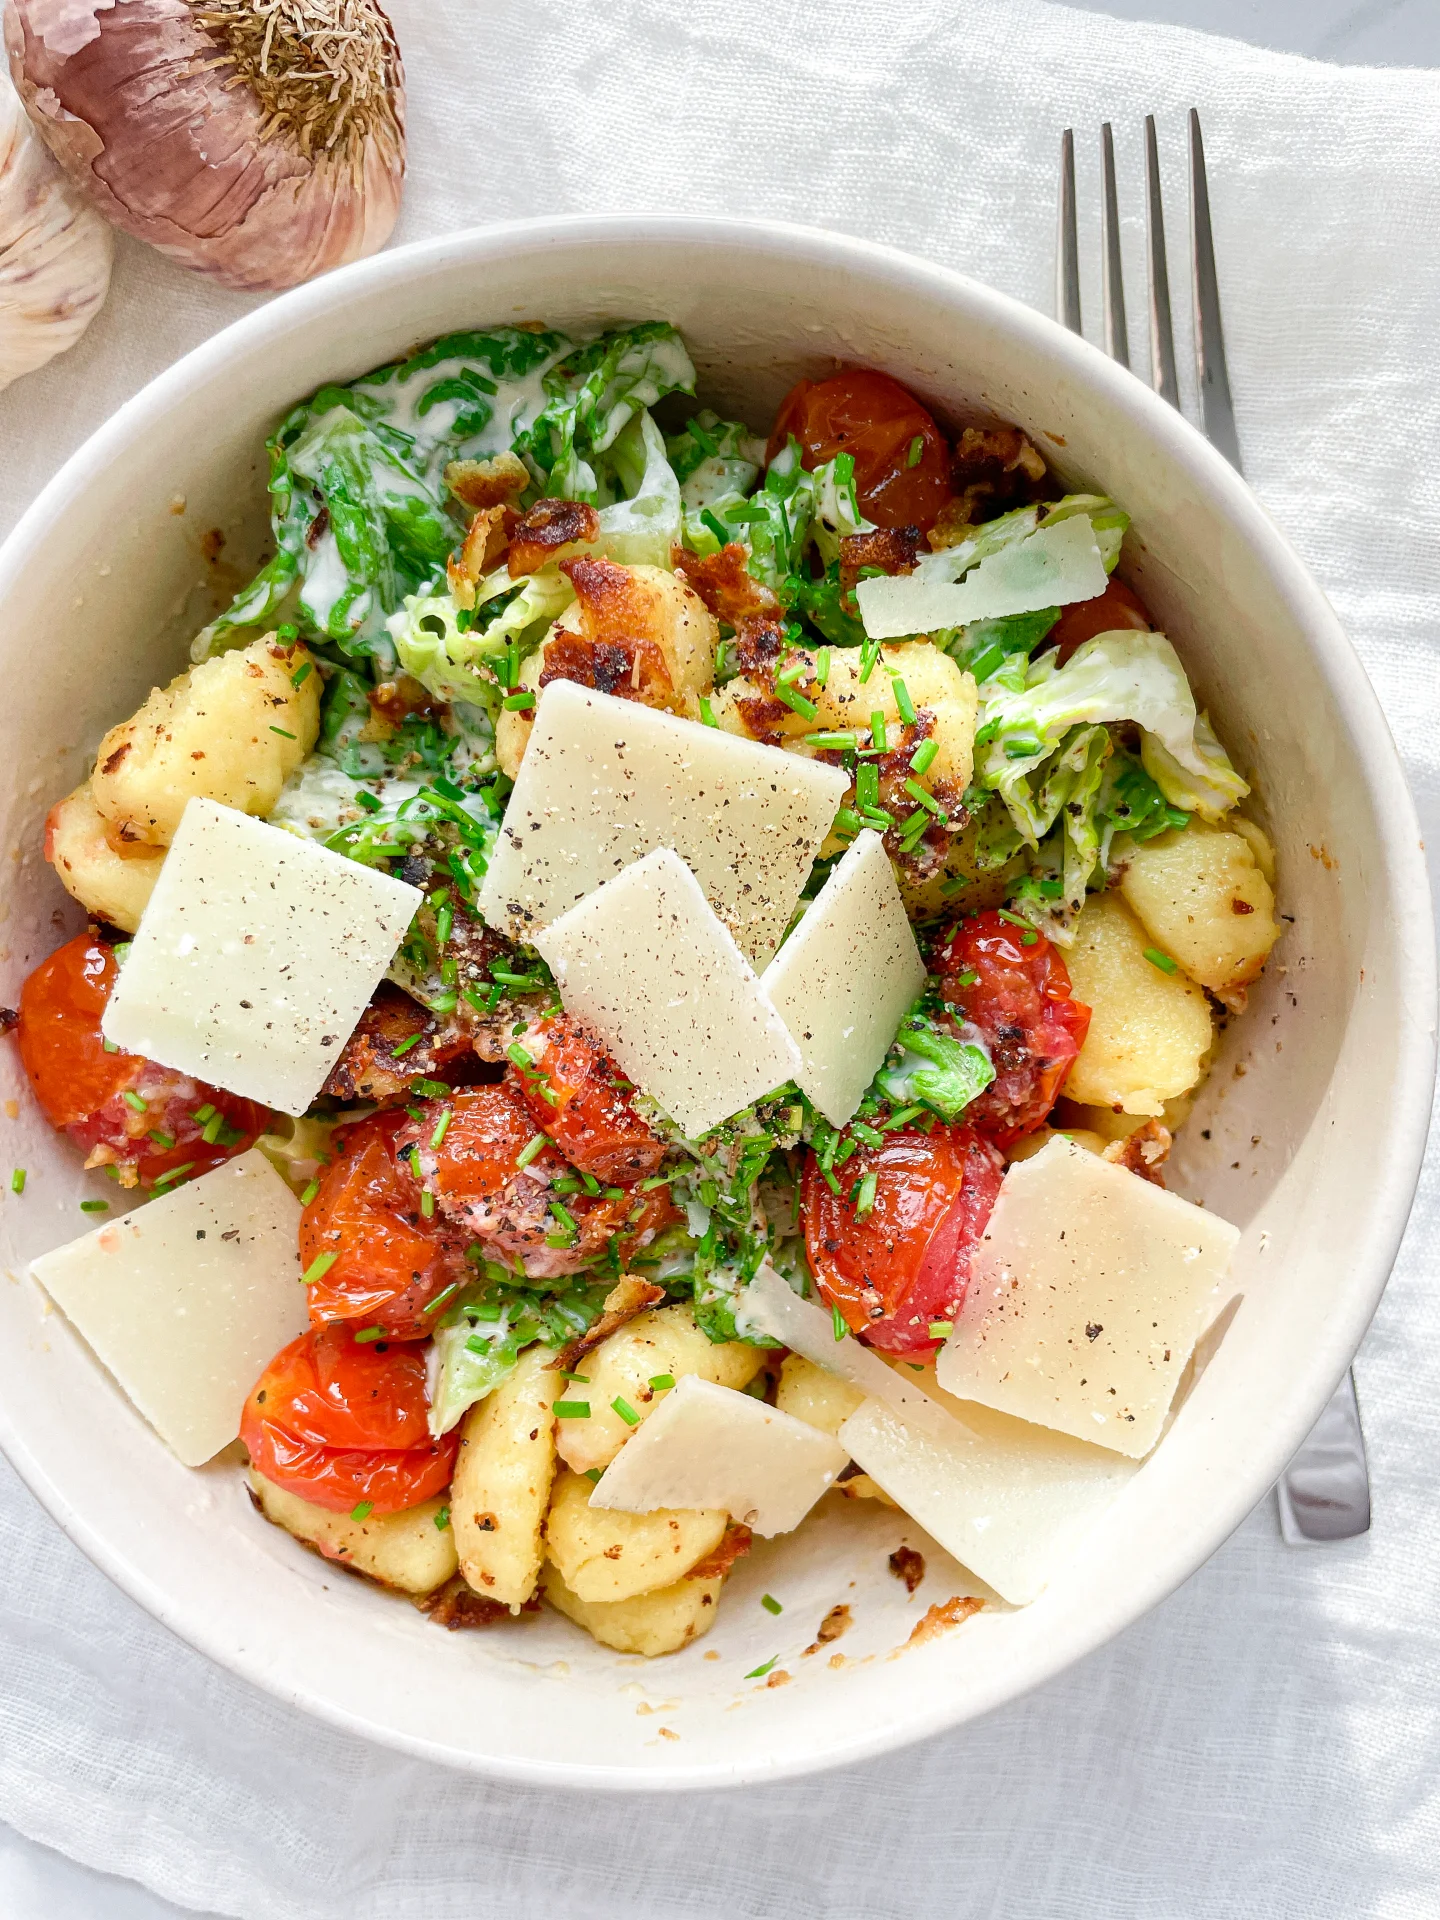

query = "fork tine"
[1188,108,1242,470]
[1100,124,1129,366]
[1056,129,1082,333]
[1143,115,1180,407]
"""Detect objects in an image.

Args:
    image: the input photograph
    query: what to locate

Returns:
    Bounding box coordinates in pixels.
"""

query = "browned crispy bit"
[321,983,472,1103]
[537,555,696,714]
[366,674,444,732]
[549,1275,666,1375]
[1102,1118,1172,1187]
[730,611,787,683]
[444,451,530,512]
[447,505,510,609]
[508,497,601,577]
[929,426,1048,549]
[838,526,922,599]
[802,1603,852,1656]
[905,1594,984,1645]
[415,1576,543,1631]
[686,1524,754,1582]
[540,626,671,704]
[888,1544,926,1594]
[672,541,780,625]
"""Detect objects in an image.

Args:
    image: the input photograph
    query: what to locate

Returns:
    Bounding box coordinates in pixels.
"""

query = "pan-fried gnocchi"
[539,1560,727,1657]
[450,1345,559,1611]
[249,1472,456,1595]
[1118,820,1281,1003]
[44,781,166,933]
[544,1468,728,1603]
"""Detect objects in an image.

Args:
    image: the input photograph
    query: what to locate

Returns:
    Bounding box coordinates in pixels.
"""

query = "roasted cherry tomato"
[1046,576,1152,666]
[931,912,1091,1147]
[803,1124,1005,1354]
[241,1325,458,1515]
[766,367,953,533]
[300,1110,462,1338]
[516,1015,667,1187]
[398,1087,679,1281]
[11,933,268,1189]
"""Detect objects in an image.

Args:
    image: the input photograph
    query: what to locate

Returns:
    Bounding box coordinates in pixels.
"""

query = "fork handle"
[1277,1369,1371,1543]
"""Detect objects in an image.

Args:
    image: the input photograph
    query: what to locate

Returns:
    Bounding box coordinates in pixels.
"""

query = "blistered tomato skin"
[766,368,954,534]
[11,932,268,1187]
[932,912,1092,1148]
[300,1111,463,1339]
[802,1124,1005,1355]
[518,1014,668,1187]
[1047,576,1153,665]
[241,1326,458,1515]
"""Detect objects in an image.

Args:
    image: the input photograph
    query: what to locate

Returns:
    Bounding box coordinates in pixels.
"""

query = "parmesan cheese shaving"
[856,513,1109,640]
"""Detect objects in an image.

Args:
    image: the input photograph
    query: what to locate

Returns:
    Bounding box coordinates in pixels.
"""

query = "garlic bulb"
[0,66,110,389]
[4,0,405,294]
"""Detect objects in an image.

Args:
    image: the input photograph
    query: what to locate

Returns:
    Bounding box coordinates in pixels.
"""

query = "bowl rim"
[0,211,1433,1789]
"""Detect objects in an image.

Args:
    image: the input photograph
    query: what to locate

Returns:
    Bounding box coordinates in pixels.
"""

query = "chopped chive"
[554,1400,591,1419]
[612,1396,641,1427]
[269,725,297,740]
[870,710,887,751]
[353,1326,387,1343]
[8,1169,25,1195]
[122,1090,148,1114]
[805,730,857,752]
[939,875,971,897]
[859,637,881,682]
[420,1190,436,1219]
[351,1500,374,1522]
[746,1656,779,1680]
[997,908,1035,932]
[648,1374,675,1391]
[1144,947,1179,974]
[549,1199,577,1234]
[955,968,979,988]
[426,991,458,1015]
[191,1103,216,1125]
[434,1505,451,1531]
[639,1173,673,1191]
[929,1320,954,1338]
[883,1105,925,1130]
[904,779,947,818]
[832,1303,847,1341]
[815,647,830,688]
[906,434,924,468]
[560,1370,591,1384]
[391,1032,423,1058]
[489,968,544,991]
[435,903,453,948]
[290,661,313,689]
[354,789,382,814]
[429,1108,452,1150]
[761,1593,783,1615]
[699,695,719,728]
[148,1129,176,1150]
[151,1162,196,1190]
[102,1039,119,1054]
[410,1078,452,1099]
[583,1468,603,1485]
[775,660,806,688]
[831,806,864,840]
[909,738,938,776]
[774,682,818,721]
[854,1171,878,1219]
[201,1110,226,1145]
[855,763,880,811]
[516,1132,549,1169]
[861,809,895,832]
[1003,734,1044,760]
[700,507,729,544]
[422,1282,459,1316]
[850,1121,885,1147]
[891,676,917,725]
[301,1251,339,1285]
[502,690,535,711]
[275,623,298,640]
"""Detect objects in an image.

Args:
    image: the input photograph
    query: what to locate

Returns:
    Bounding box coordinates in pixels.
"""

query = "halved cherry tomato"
[516,1015,667,1187]
[803,1124,1004,1354]
[300,1111,462,1338]
[767,368,953,533]
[12,933,268,1188]
[931,912,1091,1147]
[1046,576,1152,666]
[241,1325,458,1514]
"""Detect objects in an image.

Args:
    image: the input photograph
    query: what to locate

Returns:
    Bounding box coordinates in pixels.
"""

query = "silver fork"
[1055,112,1371,1546]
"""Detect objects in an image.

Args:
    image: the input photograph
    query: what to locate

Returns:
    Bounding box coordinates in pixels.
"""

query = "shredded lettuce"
[516,322,696,502]
[667,409,765,513]
[873,1005,996,1120]
[592,410,682,567]
[427,1274,614,1436]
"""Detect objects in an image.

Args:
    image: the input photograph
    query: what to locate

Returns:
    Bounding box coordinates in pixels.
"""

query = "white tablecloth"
[1,1,1439,1914]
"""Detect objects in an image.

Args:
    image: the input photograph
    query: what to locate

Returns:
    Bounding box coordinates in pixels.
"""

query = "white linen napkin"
[2,2,1439,1916]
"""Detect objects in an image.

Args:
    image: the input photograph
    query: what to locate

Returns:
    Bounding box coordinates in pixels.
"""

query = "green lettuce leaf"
[667,409,765,512]
[517,323,696,502]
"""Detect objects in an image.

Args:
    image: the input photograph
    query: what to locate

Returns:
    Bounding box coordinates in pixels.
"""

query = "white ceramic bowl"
[0,217,1432,1788]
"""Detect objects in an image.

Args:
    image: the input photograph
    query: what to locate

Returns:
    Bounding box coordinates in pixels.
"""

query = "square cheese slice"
[534,848,801,1138]
[590,1375,847,1536]
[839,1390,1137,1606]
[478,680,848,966]
[937,1136,1239,1457]
[761,829,924,1127]
[102,798,422,1116]
[30,1149,307,1467]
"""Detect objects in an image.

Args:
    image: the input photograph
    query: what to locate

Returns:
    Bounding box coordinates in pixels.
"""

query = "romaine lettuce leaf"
[593,411,682,568]
[516,322,696,502]
[666,409,765,512]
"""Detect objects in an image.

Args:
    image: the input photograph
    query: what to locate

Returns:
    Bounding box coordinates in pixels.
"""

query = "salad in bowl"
[5,319,1281,1658]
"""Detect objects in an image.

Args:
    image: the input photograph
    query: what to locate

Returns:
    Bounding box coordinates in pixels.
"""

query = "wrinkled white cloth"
[1,2,1439,1915]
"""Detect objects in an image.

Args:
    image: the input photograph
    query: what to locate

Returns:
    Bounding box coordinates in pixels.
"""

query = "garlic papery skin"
[0,64,110,388]
[4,0,405,294]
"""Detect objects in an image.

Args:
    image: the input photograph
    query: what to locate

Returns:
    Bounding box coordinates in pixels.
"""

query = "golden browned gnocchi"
[90,633,320,847]
[539,1559,726,1657]
[1118,821,1282,1005]
[44,781,166,933]
[774,1354,865,1438]
[543,1468,728,1603]
[450,1345,559,1611]
[1062,891,1214,1115]
[249,1472,456,1595]
[553,1304,765,1475]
